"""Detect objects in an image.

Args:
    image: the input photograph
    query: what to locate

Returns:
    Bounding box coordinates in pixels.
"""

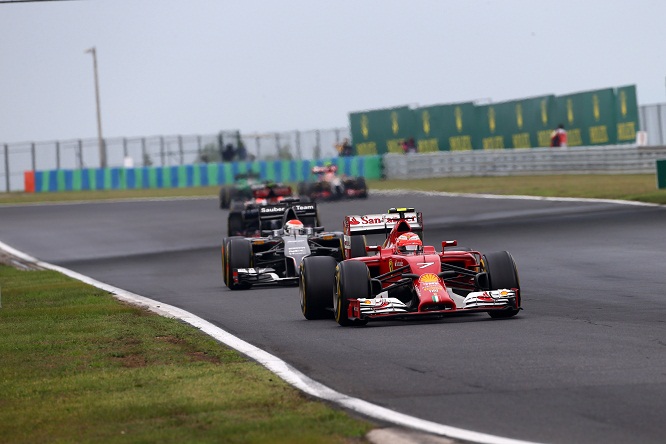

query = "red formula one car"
[297,164,367,201]
[299,207,521,326]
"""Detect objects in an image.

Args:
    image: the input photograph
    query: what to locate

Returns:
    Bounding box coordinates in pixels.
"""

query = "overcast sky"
[2,0,665,143]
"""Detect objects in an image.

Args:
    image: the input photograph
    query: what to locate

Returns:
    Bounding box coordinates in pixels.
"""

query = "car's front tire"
[224,237,253,290]
[334,260,370,326]
[300,256,337,320]
[482,251,521,318]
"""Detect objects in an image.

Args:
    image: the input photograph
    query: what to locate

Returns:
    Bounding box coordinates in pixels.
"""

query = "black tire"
[349,235,367,258]
[228,212,244,237]
[356,177,368,198]
[334,261,370,326]
[482,251,521,318]
[224,237,253,290]
[297,181,308,196]
[221,236,243,287]
[300,256,337,320]
[219,186,230,209]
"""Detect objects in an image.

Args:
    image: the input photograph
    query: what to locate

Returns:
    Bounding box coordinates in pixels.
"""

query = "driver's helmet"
[284,219,304,236]
[396,232,423,255]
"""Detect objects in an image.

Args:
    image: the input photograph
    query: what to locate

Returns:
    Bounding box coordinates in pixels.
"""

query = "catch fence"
[1,128,349,192]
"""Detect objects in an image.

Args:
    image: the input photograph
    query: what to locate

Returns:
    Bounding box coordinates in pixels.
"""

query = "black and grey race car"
[221,202,366,290]
[228,196,317,237]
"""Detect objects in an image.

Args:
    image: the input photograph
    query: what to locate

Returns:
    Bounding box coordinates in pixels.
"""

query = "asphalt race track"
[2,193,666,444]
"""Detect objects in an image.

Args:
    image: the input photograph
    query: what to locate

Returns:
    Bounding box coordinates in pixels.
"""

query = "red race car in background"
[299,207,521,326]
[297,163,368,201]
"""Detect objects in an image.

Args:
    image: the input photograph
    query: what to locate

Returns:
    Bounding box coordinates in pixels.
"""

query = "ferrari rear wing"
[343,208,422,236]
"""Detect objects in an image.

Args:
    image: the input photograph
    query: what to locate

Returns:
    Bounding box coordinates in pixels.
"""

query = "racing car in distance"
[297,163,367,202]
[299,207,521,326]
[221,202,367,290]
[219,172,293,209]
[227,185,301,237]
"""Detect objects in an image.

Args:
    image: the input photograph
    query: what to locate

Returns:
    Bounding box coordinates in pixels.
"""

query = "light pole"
[85,46,106,168]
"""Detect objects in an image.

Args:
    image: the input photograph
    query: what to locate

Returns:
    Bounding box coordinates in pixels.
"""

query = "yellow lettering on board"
[511,133,531,148]
[589,126,609,144]
[355,142,377,155]
[482,136,504,149]
[417,138,439,153]
[449,135,472,151]
[387,139,404,154]
[617,122,636,141]
[537,130,552,147]
[567,129,582,146]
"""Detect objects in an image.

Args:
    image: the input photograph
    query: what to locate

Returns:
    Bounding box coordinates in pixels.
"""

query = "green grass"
[371,174,666,205]
[0,267,372,443]
[2,174,665,205]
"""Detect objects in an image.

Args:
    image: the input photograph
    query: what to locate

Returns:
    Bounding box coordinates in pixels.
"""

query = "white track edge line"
[372,189,663,207]
[0,244,542,444]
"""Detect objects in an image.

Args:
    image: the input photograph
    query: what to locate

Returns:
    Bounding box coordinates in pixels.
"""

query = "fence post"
[31,142,36,171]
[160,136,165,166]
[141,138,147,166]
[314,130,321,159]
[178,135,184,165]
[255,136,261,160]
[56,141,61,170]
[3,143,10,192]
[197,135,202,159]
[275,133,280,158]
[77,140,83,169]
[295,131,302,160]
[123,137,128,158]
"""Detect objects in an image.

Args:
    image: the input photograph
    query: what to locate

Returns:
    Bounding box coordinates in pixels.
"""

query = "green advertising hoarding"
[414,102,476,151]
[349,106,417,155]
[349,84,638,155]
[552,88,616,146]
[615,85,639,142]
[522,95,557,147]
[475,102,514,149]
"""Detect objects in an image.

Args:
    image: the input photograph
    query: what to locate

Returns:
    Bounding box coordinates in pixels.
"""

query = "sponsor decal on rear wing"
[259,203,318,220]
[343,212,422,235]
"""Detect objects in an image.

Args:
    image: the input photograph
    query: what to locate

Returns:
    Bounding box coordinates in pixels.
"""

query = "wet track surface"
[2,193,666,443]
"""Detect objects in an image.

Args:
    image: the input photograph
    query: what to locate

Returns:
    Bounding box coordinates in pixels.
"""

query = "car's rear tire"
[228,212,244,237]
[349,235,368,258]
[334,261,369,326]
[224,237,253,290]
[482,251,521,318]
[219,186,230,209]
[356,177,368,198]
[300,256,337,320]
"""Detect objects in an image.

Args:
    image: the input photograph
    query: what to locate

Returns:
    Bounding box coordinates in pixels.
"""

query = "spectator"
[339,138,353,156]
[550,124,568,148]
[402,137,417,154]
[237,142,247,161]
[222,144,235,162]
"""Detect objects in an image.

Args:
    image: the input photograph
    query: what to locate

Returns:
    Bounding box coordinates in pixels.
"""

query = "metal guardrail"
[383,145,666,179]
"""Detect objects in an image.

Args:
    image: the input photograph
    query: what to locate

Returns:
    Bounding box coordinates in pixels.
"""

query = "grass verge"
[0,266,372,443]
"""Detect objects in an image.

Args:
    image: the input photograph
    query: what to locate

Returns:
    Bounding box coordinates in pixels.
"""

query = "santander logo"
[349,217,360,225]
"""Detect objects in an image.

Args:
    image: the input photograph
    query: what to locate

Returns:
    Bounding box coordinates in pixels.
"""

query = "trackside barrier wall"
[382,145,666,179]
[657,159,666,189]
[23,156,383,193]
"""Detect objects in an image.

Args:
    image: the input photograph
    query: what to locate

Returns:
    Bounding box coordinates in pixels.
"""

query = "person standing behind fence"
[337,138,353,157]
[550,124,568,148]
